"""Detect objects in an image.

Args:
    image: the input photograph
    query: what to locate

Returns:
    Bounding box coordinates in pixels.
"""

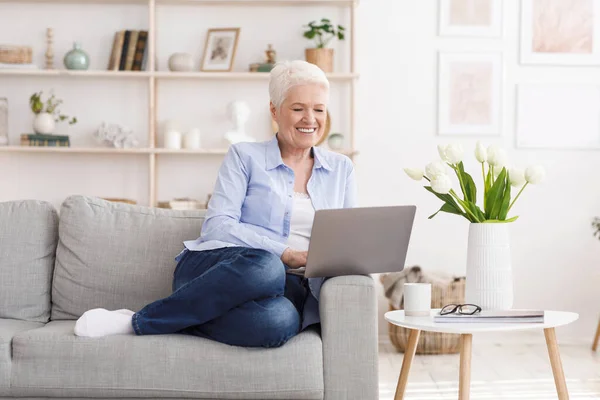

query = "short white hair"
[269,60,330,110]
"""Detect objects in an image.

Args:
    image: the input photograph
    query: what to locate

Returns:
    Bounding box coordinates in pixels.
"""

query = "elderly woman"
[74,60,357,348]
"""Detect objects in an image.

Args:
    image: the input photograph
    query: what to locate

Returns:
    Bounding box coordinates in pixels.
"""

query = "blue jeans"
[132,247,309,348]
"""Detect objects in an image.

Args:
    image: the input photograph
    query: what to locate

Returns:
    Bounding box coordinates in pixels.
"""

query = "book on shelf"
[434,309,545,323]
[132,31,148,71]
[21,133,70,147]
[108,29,148,71]
[0,62,39,70]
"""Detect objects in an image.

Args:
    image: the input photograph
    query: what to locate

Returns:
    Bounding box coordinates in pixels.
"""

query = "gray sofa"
[0,195,378,400]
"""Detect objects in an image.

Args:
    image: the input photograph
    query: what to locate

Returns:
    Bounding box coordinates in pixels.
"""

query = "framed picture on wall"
[200,28,240,72]
[520,0,600,65]
[439,0,503,37]
[516,84,600,149]
[437,52,502,136]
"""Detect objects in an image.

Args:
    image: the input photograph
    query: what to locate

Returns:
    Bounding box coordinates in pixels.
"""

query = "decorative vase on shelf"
[305,48,333,73]
[168,53,193,72]
[465,223,513,310]
[64,42,89,70]
[327,133,344,150]
[33,112,55,134]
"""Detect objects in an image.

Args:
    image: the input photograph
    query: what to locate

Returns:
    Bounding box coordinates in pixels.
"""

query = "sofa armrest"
[320,275,378,400]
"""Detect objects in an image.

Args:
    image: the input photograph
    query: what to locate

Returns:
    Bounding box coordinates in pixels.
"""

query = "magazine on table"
[434,309,545,323]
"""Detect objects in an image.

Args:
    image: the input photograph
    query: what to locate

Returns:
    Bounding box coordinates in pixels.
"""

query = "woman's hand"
[281,248,307,268]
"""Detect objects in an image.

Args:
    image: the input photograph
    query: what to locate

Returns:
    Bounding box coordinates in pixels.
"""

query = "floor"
[378,331,600,399]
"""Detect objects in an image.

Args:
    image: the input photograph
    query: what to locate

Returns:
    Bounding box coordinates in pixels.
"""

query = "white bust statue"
[224,100,256,144]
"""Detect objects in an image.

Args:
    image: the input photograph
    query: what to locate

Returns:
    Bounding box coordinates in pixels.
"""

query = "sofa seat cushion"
[0,318,45,391]
[10,321,324,399]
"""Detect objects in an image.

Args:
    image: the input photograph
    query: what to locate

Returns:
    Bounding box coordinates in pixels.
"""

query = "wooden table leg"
[544,327,569,400]
[459,333,473,400]
[592,318,600,351]
[394,329,420,400]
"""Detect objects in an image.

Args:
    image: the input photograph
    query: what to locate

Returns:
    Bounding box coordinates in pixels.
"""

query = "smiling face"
[270,83,328,151]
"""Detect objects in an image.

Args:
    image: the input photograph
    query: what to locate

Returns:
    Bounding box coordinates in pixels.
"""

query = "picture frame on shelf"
[437,52,502,136]
[438,0,503,38]
[520,0,600,66]
[515,83,600,150]
[200,28,241,72]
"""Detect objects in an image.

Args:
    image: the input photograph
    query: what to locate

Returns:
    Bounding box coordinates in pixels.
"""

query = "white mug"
[404,283,431,317]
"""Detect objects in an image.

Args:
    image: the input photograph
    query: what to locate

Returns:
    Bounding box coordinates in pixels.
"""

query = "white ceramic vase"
[168,53,193,72]
[465,223,513,310]
[33,112,55,134]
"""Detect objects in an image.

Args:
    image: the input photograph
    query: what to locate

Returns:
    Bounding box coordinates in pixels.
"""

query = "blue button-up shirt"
[178,134,357,329]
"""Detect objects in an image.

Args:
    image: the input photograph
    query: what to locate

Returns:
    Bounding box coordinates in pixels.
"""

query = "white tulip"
[525,165,545,184]
[508,167,526,187]
[487,145,507,168]
[445,143,464,164]
[437,143,464,164]
[431,174,452,194]
[404,168,424,181]
[475,141,487,163]
[437,144,447,161]
[425,160,447,179]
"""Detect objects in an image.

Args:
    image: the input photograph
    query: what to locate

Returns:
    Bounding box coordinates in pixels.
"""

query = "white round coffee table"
[384,309,579,400]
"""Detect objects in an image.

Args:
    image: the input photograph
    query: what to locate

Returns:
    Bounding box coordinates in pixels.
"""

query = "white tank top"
[286,192,315,251]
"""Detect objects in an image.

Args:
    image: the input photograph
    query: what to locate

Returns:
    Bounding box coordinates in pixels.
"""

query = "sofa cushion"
[0,199,58,323]
[0,318,45,392]
[51,195,206,320]
[10,320,324,399]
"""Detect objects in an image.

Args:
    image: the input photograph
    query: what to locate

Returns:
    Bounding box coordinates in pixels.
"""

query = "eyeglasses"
[440,303,482,316]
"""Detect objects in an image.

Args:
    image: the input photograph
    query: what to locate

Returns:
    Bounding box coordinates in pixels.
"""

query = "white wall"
[2,0,599,340]
[356,0,600,340]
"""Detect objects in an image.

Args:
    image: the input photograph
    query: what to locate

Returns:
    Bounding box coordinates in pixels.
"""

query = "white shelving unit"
[0,0,359,206]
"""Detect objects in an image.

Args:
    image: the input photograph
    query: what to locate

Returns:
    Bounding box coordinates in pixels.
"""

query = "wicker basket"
[388,278,465,355]
[0,45,32,64]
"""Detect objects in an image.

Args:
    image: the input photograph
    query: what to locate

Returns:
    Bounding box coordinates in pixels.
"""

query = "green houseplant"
[303,18,345,73]
[29,91,77,134]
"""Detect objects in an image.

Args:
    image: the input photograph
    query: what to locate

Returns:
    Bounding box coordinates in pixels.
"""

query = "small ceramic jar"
[165,130,182,149]
[168,53,193,72]
[184,128,201,149]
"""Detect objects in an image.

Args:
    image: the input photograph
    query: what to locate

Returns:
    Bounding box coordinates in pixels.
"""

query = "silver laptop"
[303,205,416,278]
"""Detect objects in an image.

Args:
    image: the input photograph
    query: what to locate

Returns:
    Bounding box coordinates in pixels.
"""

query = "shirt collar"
[265,134,333,172]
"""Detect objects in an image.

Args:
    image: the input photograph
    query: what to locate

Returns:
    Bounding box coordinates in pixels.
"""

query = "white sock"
[74,308,135,337]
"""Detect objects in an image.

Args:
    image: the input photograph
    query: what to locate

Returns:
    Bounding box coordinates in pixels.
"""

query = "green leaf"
[488,168,507,220]
[457,161,477,203]
[484,167,495,216]
[498,171,511,220]
[428,202,463,219]
[423,186,465,218]
[484,215,519,223]
[338,25,345,30]
[321,18,331,23]
[304,31,316,39]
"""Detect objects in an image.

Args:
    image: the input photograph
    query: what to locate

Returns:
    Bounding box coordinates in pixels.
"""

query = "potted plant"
[303,18,345,73]
[404,142,545,310]
[29,91,77,135]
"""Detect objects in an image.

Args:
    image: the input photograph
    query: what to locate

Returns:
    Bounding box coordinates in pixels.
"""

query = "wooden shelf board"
[0,70,358,81]
[0,146,357,156]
